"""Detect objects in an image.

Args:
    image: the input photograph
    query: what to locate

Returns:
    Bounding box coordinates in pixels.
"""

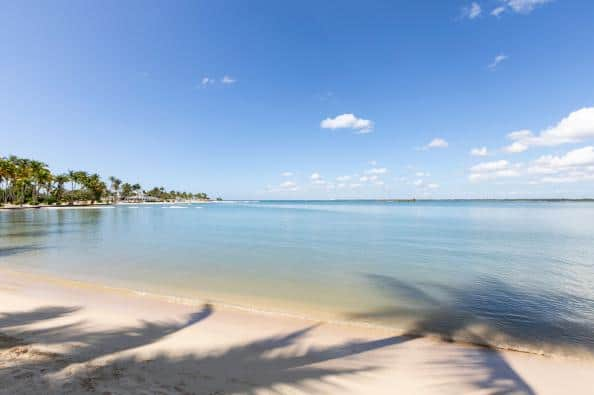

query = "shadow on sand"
[346,273,594,395]
[1,304,405,394]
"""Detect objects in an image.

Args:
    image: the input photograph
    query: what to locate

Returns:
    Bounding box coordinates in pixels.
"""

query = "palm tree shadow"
[1,303,404,394]
[80,326,407,394]
[346,273,554,395]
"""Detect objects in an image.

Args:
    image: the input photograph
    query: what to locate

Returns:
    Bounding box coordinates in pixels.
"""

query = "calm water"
[2,201,594,357]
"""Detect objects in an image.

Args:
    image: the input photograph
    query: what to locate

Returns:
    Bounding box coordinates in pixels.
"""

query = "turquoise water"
[2,201,594,357]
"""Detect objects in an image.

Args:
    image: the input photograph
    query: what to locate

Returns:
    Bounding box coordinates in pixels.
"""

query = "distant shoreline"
[0,200,214,210]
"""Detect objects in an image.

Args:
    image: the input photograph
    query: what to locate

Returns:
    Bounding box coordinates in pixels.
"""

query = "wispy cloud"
[201,77,215,85]
[413,179,440,189]
[491,6,506,16]
[267,180,299,192]
[489,0,552,17]
[281,171,293,177]
[422,138,449,150]
[201,75,236,86]
[462,2,482,19]
[320,113,374,134]
[488,54,508,70]
[366,167,388,175]
[221,75,236,84]
[469,160,521,181]
[503,0,552,14]
[470,147,489,156]
[280,180,298,189]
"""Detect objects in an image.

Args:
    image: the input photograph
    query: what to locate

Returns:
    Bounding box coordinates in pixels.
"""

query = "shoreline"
[1,267,592,362]
[1,268,593,394]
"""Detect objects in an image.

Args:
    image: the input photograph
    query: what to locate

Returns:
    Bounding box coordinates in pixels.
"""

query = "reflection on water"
[1,201,594,357]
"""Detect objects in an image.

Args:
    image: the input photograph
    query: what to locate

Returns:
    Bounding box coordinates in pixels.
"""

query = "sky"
[2,0,594,199]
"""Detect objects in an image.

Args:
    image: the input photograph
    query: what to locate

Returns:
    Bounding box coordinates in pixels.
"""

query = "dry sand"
[1,269,592,395]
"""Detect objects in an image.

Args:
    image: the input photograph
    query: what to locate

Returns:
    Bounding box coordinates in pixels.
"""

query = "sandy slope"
[0,269,592,395]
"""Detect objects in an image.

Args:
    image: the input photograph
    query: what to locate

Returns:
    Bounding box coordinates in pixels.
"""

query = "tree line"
[0,155,213,206]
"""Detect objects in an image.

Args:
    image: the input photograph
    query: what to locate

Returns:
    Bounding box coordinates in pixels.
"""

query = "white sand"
[1,269,592,395]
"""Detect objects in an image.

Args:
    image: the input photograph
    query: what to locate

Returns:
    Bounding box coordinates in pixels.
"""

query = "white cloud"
[320,113,374,134]
[504,141,528,153]
[201,77,215,85]
[469,160,521,181]
[413,179,440,190]
[463,2,482,19]
[530,147,594,183]
[533,146,594,169]
[539,174,594,184]
[266,180,299,192]
[366,167,387,174]
[504,0,552,14]
[281,171,293,177]
[470,160,509,173]
[415,172,430,177]
[368,160,377,166]
[469,146,594,184]
[488,54,508,70]
[349,183,362,189]
[469,169,520,182]
[491,6,506,16]
[336,175,351,182]
[310,172,327,185]
[503,108,594,152]
[221,75,236,84]
[470,147,489,156]
[424,138,449,149]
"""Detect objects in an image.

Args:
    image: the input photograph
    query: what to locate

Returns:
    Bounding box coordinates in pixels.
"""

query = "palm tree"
[0,157,8,204]
[1,157,17,204]
[68,170,76,191]
[14,157,33,206]
[109,176,122,203]
[84,173,106,204]
[0,154,220,206]
[120,183,133,200]
[29,160,50,204]
[71,171,89,203]
[53,174,70,203]
[132,183,142,201]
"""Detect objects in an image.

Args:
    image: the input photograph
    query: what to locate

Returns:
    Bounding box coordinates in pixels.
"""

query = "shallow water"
[1,201,594,357]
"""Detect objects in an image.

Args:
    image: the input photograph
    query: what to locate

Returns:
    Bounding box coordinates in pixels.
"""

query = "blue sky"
[2,0,594,199]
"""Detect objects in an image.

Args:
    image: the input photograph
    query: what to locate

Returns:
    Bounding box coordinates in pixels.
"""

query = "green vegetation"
[0,155,212,206]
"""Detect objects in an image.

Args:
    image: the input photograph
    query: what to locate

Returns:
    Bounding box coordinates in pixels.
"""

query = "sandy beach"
[1,269,593,394]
